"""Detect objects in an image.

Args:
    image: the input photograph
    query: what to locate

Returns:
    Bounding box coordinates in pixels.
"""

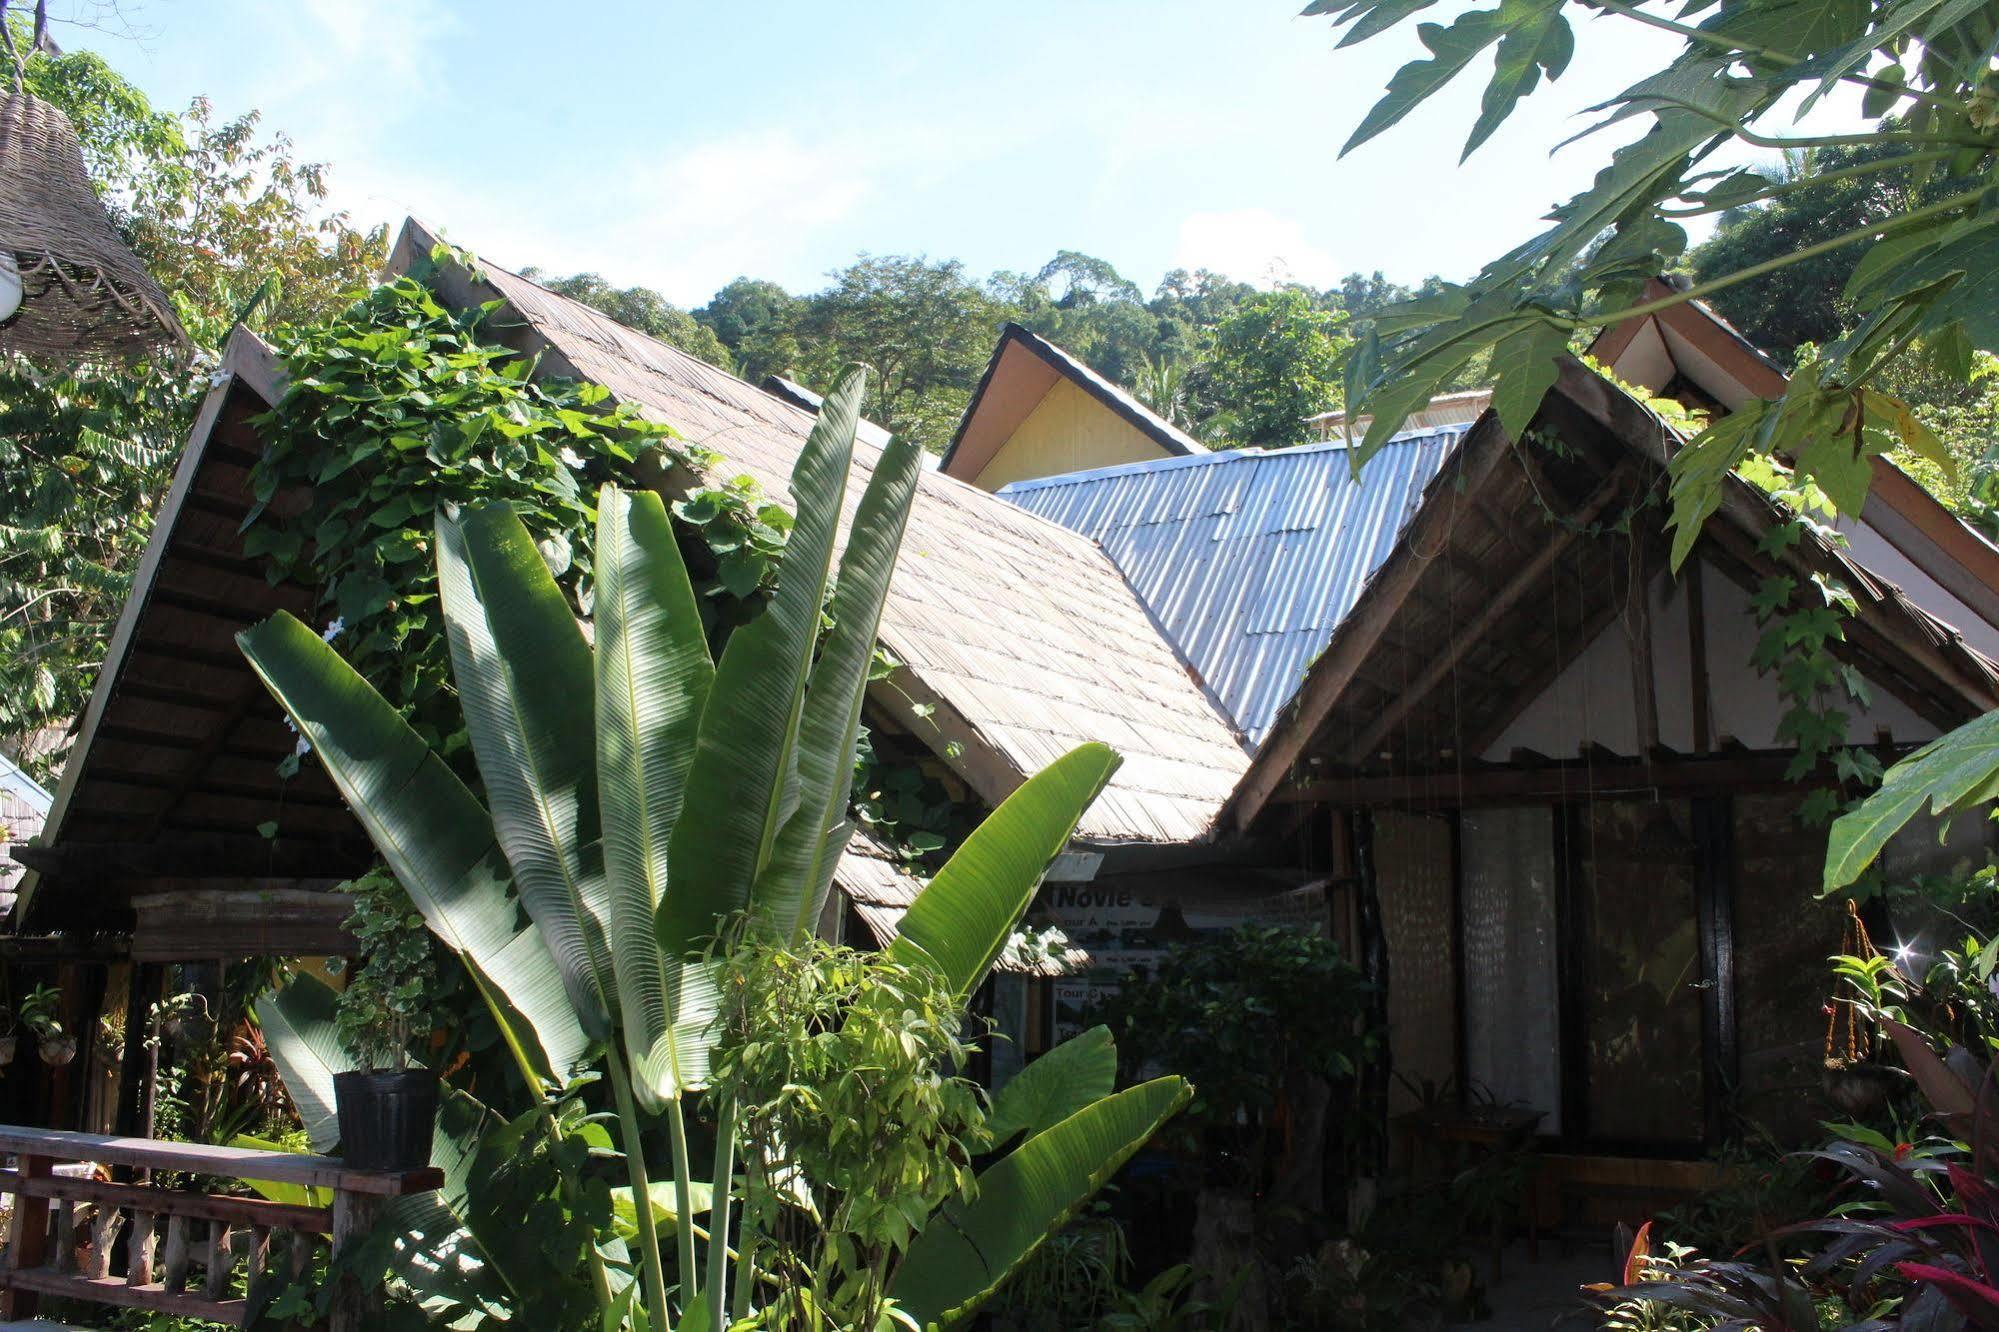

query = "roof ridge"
[997,420,1474,495]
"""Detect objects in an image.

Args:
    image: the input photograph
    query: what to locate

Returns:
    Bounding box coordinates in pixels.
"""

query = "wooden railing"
[0,1125,442,1329]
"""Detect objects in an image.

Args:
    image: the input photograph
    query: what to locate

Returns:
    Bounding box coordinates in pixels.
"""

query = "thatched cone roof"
[0,88,185,362]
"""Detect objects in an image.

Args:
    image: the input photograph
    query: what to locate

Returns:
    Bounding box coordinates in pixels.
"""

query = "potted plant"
[21,984,73,1066]
[329,868,437,1171]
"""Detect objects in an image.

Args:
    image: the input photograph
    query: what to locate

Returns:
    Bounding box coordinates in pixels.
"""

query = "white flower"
[321,617,346,643]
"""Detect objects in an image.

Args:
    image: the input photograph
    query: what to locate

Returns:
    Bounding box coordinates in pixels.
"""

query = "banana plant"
[243,368,1190,1330]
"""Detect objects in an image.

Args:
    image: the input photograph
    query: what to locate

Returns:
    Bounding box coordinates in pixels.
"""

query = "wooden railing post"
[1,1152,52,1318]
[0,1126,439,1328]
[326,1188,383,1332]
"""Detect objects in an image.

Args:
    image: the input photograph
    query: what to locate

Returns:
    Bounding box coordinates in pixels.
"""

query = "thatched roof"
[398,222,1249,845]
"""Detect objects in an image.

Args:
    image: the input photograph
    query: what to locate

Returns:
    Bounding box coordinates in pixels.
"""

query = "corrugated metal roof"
[0,752,50,814]
[999,427,1468,748]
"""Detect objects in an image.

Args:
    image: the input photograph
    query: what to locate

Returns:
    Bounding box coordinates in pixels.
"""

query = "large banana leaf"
[890,743,1120,997]
[753,431,924,940]
[258,979,518,1324]
[890,1076,1192,1329]
[661,370,867,957]
[984,1026,1117,1148]
[255,974,346,1153]
[595,484,720,1107]
[438,503,613,1040]
[238,612,590,1083]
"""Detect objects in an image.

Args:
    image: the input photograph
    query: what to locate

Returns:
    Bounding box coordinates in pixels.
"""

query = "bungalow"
[951,287,1999,1163]
[15,221,1998,1206]
[5,221,1255,1131]
[939,323,1208,490]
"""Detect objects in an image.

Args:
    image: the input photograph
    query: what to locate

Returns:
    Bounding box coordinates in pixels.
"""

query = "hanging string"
[1824,898,1879,1065]
[1,1,26,92]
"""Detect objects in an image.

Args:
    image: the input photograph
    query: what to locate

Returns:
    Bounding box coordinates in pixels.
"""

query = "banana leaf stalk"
[667,1097,699,1312]
[706,1096,738,1331]
[608,1045,672,1331]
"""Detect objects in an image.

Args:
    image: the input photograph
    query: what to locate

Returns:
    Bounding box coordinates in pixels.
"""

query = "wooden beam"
[14,839,364,883]
[1229,417,1522,832]
[1343,469,1633,765]
[1464,592,1630,760]
[1271,749,1872,809]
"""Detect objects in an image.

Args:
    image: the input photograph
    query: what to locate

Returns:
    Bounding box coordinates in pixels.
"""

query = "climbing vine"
[250,249,797,758]
[251,248,978,872]
[1524,364,1884,832]
[1739,462,1884,827]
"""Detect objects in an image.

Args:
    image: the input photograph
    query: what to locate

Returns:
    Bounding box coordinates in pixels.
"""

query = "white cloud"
[322,127,890,306]
[1170,209,1343,289]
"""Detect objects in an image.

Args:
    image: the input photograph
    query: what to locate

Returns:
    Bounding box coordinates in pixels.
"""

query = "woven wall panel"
[1374,810,1457,1110]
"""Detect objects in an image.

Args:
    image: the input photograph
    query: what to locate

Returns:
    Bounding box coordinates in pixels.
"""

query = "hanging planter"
[1821,900,1907,1114]
[0,1033,16,1068]
[0,35,184,363]
[36,1033,73,1066]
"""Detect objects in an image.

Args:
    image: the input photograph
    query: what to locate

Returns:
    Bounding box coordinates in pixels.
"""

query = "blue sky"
[82,1,1752,306]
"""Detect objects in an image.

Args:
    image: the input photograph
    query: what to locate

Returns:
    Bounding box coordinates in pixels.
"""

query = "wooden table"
[1393,1105,1546,1282]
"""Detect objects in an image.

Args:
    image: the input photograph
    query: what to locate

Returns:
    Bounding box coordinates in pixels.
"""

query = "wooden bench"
[0,1125,442,1329]
[1536,1153,1741,1244]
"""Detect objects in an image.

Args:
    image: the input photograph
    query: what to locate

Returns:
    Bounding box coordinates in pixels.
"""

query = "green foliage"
[0,356,188,775]
[1687,142,1954,360]
[1203,289,1351,448]
[1096,925,1377,1149]
[696,276,806,383]
[1823,705,1999,890]
[17,981,60,1040]
[246,324,1181,1331]
[1309,0,1999,544]
[794,253,1013,448]
[326,867,451,1071]
[890,1075,1193,1329]
[708,931,990,1329]
[0,38,382,780]
[671,471,795,604]
[250,270,696,754]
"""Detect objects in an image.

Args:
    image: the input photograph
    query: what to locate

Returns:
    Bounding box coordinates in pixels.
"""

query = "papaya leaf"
[1342,9,1509,157]
[1824,708,1999,891]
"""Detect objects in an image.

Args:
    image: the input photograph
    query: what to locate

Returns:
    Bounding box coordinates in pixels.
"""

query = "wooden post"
[1687,558,1713,753]
[1627,533,1660,755]
[3,1152,53,1317]
[112,961,166,1146]
[327,1189,383,1332]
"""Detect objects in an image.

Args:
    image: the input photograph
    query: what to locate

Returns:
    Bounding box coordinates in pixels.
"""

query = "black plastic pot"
[334,1069,436,1172]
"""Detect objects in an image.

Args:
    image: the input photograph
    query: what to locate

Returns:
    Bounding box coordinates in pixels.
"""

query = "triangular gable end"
[940,324,1207,491]
[1228,358,1999,833]
[1592,281,1999,640]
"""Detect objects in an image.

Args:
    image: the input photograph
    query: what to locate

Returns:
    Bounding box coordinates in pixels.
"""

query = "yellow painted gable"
[972,377,1175,490]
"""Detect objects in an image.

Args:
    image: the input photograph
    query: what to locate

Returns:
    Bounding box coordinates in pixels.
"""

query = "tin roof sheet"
[999,427,1467,747]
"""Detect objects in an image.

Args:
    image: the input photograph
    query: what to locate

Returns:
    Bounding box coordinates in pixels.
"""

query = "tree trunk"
[1191,1186,1266,1332]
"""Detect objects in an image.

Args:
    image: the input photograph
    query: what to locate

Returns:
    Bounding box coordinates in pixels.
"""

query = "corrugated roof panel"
[1000,426,1467,748]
